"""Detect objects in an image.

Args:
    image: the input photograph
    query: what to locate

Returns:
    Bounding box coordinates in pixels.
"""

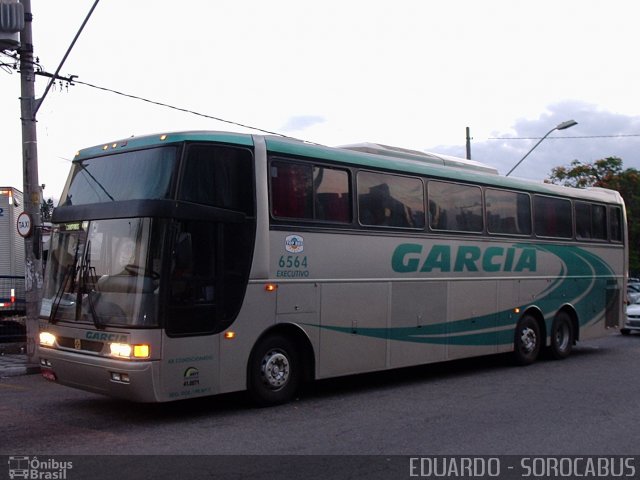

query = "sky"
[2,0,640,203]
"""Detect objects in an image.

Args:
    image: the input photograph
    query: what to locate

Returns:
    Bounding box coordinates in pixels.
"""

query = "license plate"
[41,369,57,382]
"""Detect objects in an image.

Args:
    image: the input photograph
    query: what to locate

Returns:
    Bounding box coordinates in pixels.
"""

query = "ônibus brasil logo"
[8,456,73,479]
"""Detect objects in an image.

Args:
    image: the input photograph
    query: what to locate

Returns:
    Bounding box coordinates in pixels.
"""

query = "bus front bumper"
[38,346,161,403]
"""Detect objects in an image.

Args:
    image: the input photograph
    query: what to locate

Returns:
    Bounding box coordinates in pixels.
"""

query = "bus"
[37,131,627,405]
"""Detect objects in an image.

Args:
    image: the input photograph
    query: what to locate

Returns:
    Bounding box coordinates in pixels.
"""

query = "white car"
[621,299,640,335]
[628,283,640,304]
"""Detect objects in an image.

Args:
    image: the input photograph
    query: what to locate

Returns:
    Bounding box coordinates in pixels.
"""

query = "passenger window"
[575,202,608,241]
[486,189,531,235]
[429,181,483,232]
[270,160,351,222]
[610,206,623,242]
[358,171,425,229]
[534,196,572,238]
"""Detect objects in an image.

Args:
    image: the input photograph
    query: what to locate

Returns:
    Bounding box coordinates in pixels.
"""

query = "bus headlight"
[110,342,150,359]
[39,332,57,347]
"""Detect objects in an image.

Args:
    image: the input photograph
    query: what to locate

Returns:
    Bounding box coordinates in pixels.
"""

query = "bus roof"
[74,130,624,206]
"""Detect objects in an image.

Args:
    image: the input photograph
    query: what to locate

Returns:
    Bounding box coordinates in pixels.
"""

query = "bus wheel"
[248,334,301,407]
[513,315,541,365]
[549,312,574,360]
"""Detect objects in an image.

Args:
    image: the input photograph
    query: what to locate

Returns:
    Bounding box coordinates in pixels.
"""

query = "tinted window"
[180,145,254,215]
[358,172,425,228]
[486,189,531,235]
[575,202,607,240]
[429,181,483,232]
[270,161,351,222]
[62,146,177,206]
[610,206,623,242]
[167,220,253,336]
[534,196,572,238]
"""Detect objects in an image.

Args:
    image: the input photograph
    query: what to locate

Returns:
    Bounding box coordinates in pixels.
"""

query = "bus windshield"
[60,146,177,206]
[41,218,165,328]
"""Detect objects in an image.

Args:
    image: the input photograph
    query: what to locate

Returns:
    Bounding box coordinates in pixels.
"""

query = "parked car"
[628,283,640,304]
[621,298,640,335]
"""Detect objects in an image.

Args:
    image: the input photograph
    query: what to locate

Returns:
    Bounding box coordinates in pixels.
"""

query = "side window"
[180,145,254,216]
[270,162,313,219]
[428,181,483,232]
[314,167,351,222]
[486,189,531,235]
[575,202,608,241]
[270,160,351,222]
[592,204,607,240]
[610,206,623,242]
[357,171,425,229]
[534,195,572,238]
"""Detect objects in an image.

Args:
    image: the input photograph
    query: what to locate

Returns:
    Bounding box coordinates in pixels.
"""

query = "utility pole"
[18,0,42,367]
[465,126,472,160]
[1,0,99,366]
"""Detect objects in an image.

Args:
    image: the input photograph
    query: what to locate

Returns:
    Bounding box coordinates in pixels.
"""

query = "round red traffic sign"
[17,212,33,238]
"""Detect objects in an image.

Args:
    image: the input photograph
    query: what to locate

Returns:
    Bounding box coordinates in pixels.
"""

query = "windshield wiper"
[79,240,106,330]
[50,236,82,324]
[50,264,74,324]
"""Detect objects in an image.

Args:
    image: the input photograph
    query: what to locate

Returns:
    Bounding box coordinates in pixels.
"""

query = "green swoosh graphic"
[308,244,617,346]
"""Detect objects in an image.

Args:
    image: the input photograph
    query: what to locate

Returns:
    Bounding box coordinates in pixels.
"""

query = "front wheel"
[248,334,301,407]
[513,315,541,365]
[549,312,574,360]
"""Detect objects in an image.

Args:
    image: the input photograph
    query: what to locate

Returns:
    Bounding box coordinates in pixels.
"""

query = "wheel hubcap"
[261,350,290,389]
[520,327,537,353]
[555,323,569,350]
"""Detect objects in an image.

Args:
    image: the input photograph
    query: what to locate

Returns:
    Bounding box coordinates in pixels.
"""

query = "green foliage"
[548,157,640,276]
[40,197,55,221]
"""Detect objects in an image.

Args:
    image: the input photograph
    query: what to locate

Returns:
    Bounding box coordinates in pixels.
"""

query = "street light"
[505,119,578,177]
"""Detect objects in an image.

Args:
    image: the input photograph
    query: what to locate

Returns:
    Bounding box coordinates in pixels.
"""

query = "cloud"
[280,115,326,133]
[428,101,640,181]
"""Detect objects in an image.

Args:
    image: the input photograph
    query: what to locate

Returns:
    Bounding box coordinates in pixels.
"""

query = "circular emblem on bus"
[285,235,304,253]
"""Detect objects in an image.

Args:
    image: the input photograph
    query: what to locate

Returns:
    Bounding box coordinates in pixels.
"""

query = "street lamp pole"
[505,119,578,177]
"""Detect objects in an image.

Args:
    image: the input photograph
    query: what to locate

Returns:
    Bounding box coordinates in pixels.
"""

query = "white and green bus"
[38,131,627,405]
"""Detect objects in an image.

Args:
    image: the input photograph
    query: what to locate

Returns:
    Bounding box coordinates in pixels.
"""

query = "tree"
[40,197,55,221]
[548,157,640,276]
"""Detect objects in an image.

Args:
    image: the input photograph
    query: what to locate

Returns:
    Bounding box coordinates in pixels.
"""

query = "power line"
[489,134,640,140]
[65,75,298,139]
[7,62,300,139]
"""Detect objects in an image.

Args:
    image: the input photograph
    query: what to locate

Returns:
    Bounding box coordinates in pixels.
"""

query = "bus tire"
[549,311,574,360]
[513,314,541,365]
[248,334,301,407]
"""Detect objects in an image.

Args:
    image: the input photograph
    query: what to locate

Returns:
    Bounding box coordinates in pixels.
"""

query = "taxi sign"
[17,211,33,238]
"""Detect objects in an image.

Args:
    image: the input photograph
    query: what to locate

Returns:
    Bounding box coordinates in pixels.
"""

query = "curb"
[0,342,41,376]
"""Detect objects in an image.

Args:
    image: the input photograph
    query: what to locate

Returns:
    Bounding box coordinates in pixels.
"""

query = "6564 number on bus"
[278,255,308,268]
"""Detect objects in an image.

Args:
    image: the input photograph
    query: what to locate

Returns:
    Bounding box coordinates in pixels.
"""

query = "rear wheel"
[513,314,541,365]
[549,312,574,360]
[248,334,301,407]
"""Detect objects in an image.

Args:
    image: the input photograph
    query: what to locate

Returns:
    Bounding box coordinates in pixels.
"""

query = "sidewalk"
[0,342,40,377]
